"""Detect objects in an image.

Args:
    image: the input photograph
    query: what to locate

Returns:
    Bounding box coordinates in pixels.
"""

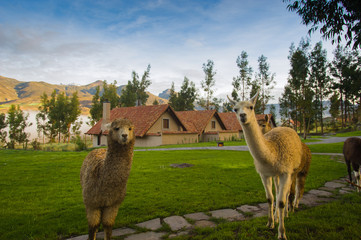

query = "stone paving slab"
[325,181,345,189]
[67,235,88,240]
[258,203,269,211]
[194,220,217,228]
[125,231,165,240]
[237,205,261,213]
[169,231,190,238]
[184,212,210,221]
[210,209,245,221]
[136,218,162,231]
[163,216,192,231]
[308,189,333,197]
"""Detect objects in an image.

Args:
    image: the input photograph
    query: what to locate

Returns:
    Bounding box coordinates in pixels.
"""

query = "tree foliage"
[169,77,198,111]
[200,59,216,110]
[284,0,361,49]
[0,113,7,147]
[309,41,331,133]
[6,105,32,148]
[37,90,81,143]
[120,65,152,107]
[232,51,253,101]
[252,55,276,114]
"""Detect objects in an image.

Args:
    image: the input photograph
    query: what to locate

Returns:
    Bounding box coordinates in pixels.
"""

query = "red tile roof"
[176,110,226,134]
[218,112,242,131]
[86,104,188,137]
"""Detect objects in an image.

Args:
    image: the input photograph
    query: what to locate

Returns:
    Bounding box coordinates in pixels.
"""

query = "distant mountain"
[158,88,171,100]
[0,76,168,114]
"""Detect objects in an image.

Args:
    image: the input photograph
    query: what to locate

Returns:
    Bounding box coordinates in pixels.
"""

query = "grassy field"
[0,149,348,240]
[308,142,344,153]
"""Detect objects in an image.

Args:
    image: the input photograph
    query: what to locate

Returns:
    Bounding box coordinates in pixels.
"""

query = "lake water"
[3,111,92,141]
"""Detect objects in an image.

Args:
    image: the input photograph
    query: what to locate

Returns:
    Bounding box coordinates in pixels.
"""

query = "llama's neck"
[105,141,134,170]
[242,117,275,164]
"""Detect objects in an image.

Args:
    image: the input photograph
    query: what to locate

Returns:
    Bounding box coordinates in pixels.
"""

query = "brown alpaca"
[80,118,135,240]
[343,137,361,192]
[229,93,309,240]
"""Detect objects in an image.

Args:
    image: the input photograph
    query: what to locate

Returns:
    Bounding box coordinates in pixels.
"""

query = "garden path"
[67,176,355,240]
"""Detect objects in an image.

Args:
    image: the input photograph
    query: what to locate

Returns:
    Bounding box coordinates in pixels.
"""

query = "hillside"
[0,76,168,114]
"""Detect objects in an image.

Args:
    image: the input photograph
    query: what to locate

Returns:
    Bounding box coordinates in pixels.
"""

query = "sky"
[0,0,339,103]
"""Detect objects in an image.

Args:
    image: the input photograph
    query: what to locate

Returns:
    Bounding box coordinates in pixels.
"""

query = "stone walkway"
[67,177,354,240]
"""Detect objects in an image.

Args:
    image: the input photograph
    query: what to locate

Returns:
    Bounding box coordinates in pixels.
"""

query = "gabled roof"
[218,112,242,131]
[256,114,277,127]
[86,104,187,137]
[176,110,227,134]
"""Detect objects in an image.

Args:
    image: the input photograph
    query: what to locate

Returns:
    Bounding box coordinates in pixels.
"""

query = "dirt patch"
[170,163,194,168]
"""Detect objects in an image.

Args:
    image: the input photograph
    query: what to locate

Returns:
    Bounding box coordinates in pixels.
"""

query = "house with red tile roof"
[86,103,198,147]
[218,112,277,138]
[176,110,239,142]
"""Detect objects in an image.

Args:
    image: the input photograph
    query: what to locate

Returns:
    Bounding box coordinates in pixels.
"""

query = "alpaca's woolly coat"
[80,119,135,211]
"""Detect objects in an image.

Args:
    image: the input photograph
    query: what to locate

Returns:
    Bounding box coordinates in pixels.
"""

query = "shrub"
[73,135,87,151]
[31,139,41,150]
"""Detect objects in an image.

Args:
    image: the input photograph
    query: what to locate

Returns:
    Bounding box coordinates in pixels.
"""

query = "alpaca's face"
[233,101,255,125]
[109,119,135,145]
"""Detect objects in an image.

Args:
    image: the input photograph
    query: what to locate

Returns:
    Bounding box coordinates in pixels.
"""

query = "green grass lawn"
[308,142,344,153]
[0,149,347,240]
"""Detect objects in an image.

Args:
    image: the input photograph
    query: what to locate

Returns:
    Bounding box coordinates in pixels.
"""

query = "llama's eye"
[114,127,120,131]
[233,108,238,112]
[129,128,132,131]
[249,106,253,110]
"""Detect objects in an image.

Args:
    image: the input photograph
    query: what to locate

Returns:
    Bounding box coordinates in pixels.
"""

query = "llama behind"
[80,118,135,240]
[343,137,361,192]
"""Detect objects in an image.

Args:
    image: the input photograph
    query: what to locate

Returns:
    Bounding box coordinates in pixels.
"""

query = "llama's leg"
[102,205,119,240]
[288,174,297,213]
[294,173,307,208]
[261,175,274,229]
[86,208,101,240]
[273,176,279,223]
[277,173,292,240]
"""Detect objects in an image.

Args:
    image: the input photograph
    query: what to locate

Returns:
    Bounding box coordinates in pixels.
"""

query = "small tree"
[200,59,216,110]
[169,77,198,111]
[329,92,341,129]
[0,113,7,147]
[233,51,253,101]
[254,55,276,114]
[7,105,32,149]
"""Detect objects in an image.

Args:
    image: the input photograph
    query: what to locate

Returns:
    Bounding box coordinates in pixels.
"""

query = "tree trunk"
[320,95,324,134]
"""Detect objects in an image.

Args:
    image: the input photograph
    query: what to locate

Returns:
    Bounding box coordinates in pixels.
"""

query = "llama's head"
[228,92,259,125]
[107,118,135,145]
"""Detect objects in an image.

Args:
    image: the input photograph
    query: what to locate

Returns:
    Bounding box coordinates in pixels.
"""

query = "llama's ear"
[265,114,269,122]
[227,95,236,106]
[250,91,260,105]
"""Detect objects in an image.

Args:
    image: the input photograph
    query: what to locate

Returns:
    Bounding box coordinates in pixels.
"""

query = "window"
[211,120,216,129]
[163,119,170,129]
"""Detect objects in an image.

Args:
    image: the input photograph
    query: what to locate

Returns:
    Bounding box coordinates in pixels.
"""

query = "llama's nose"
[122,134,128,138]
[239,113,247,122]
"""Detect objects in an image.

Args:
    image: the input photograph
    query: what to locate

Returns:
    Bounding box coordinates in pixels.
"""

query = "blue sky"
[0,0,338,102]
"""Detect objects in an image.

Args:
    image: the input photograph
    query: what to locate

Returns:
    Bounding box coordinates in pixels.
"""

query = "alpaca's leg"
[273,176,279,223]
[86,208,101,240]
[294,173,307,208]
[288,174,297,213]
[261,175,274,229]
[277,173,292,240]
[102,205,119,240]
[352,162,360,192]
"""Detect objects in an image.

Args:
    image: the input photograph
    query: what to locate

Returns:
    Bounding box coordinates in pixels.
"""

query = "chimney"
[101,101,111,131]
